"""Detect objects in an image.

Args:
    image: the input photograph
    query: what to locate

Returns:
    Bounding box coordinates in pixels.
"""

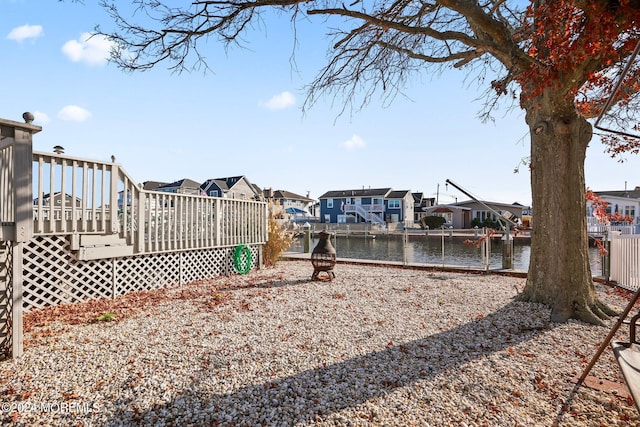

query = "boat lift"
[445,179,519,269]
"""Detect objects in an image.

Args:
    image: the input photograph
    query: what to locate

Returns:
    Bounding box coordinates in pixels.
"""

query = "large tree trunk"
[520,94,615,325]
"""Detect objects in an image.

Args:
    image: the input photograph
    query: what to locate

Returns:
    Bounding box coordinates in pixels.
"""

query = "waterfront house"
[588,185,640,234]
[33,192,84,221]
[33,192,83,208]
[200,176,259,200]
[386,190,416,227]
[412,192,435,224]
[318,188,389,224]
[263,189,315,220]
[156,178,203,195]
[318,187,415,225]
[425,200,526,229]
[423,204,471,229]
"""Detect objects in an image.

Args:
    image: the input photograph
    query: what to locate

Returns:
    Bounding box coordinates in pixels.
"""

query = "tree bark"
[520,94,615,325]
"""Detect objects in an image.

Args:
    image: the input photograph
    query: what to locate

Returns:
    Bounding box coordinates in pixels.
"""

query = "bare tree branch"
[95,0,640,121]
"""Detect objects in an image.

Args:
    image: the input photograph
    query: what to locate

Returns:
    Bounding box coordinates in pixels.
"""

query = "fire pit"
[311,231,336,280]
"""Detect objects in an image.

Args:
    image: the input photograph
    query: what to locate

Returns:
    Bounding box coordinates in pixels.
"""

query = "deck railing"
[31,151,268,254]
[610,234,640,291]
[587,217,638,235]
[343,204,385,213]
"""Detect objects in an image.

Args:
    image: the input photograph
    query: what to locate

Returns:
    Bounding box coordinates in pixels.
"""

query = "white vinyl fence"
[609,234,640,291]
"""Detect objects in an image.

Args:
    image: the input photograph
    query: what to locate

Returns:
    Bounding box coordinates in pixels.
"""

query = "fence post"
[137,190,145,253]
[214,200,221,246]
[13,117,38,243]
[602,231,611,279]
[110,162,120,234]
[2,113,41,359]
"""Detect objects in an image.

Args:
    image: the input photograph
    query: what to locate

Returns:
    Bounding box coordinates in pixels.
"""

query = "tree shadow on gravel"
[102,300,565,426]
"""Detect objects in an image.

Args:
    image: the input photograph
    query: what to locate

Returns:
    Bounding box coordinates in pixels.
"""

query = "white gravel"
[0,260,637,426]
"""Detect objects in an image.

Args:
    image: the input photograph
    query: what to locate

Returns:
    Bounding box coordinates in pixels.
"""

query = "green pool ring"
[233,244,252,274]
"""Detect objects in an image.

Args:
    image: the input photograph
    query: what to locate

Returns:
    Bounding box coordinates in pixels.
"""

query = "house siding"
[318,188,415,225]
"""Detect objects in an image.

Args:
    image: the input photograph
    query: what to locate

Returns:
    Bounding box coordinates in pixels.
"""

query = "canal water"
[290,234,604,274]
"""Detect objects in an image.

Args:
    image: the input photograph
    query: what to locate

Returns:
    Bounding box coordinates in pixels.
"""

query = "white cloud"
[33,111,50,124]
[341,134,367,151]
[261,91,296,111]
[6,24,43,42]
[62,33,113,66]
[58,105,92,122]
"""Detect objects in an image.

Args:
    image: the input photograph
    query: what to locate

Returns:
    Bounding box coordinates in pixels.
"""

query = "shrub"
[472,217,500,229]
[422,216,446,229]
[263,202,294,266]
[482,216,499,229]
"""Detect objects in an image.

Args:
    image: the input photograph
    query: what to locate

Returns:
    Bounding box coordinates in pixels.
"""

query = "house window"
[624,206,636,219]
[209,190,219,197]
[388,200,400,209]
[373,198,383,205]
[240,193,246,200]
[327,199,334,208]
[475,210,490,221]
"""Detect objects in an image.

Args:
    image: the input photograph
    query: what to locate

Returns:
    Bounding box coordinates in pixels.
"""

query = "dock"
[281,252,529,277]
[303,228,532,242]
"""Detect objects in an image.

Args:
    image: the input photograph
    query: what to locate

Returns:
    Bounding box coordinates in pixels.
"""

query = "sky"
[2,1,639,207]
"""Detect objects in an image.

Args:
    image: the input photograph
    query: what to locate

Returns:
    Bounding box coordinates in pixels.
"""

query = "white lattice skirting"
[0,241,13,357]
[21,235,259,312]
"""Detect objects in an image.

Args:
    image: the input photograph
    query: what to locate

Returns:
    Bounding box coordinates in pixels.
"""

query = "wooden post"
[13,127,36,243]
[110,163,120,234]
[263,202,268,243]
[2,114,41,359]
[137,189,145,253]
[214,200,221,247]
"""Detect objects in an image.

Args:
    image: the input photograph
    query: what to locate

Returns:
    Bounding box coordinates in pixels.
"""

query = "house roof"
[387,190,411,199]
[424,204,471,212]
[269,189,314,203]
[157,178,201,191]
[142,181,168,191]
[251,183,263,198]
[595,187,640,199]
[453,200,527,210]
[412,192,424,203]
[318,188,392,199]
[33,192,82,202]
[201,176,248,192]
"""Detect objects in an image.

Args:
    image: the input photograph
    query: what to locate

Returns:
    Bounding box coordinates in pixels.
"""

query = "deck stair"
[69,234,133,261]
[347,204,385,224]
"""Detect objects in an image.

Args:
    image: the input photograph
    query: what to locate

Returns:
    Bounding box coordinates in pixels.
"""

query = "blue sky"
[2,0,639,206]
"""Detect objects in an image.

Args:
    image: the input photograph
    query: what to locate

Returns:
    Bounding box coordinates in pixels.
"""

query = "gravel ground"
[0,260,638,426]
